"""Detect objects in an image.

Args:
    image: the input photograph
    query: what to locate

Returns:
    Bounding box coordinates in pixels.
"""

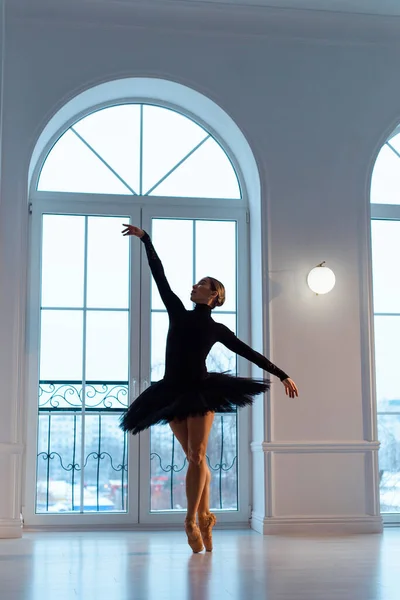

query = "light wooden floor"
[0,528,398,599]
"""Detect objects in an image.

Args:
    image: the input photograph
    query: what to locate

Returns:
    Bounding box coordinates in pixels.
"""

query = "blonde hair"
[207,277,226,308]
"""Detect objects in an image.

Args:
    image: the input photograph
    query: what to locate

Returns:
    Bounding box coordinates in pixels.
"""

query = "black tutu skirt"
[119,373,270,435]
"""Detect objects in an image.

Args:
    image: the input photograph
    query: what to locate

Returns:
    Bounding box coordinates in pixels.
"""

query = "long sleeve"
[216,324,289,381]
[141,232,185,316]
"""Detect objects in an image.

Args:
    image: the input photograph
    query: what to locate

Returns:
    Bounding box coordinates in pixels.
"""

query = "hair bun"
[206,276,226,308]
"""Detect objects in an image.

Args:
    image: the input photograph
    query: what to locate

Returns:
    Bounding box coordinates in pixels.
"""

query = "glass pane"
[40,310,83,381]
[83,414,128,512]
[73,105,140,194]
[378,414,400,513]
[150,414,238,511]
[87,216,130,309]
[38,130,131,194]
[42,215,85,308]
[371,141,400,205]
[37,413,128,514]
[207,414,238,510]
[207,313,237,374]
[150,426,187,511]
[371,220,400,313]
[195,220,236,312]
[36,414,82,513]
[86,311,129,381]
[151,219,193,310]
[149,137,241,199]
[142,105,208,195]
[374,316,400,413]
[151,311,169,382]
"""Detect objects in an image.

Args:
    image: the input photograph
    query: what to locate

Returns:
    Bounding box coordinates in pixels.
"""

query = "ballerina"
[120,224,298,552]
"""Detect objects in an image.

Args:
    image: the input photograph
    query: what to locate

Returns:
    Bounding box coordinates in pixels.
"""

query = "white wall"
[1,3,399,536]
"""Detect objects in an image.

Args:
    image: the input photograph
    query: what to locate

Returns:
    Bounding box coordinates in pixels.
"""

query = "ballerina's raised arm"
[122,224,185,317]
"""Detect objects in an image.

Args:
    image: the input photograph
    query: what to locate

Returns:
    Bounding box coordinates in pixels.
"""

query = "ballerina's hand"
[282,378,299,398]
[122,224,145,238]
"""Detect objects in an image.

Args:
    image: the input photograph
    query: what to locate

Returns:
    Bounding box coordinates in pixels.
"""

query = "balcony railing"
[36,380,238,514]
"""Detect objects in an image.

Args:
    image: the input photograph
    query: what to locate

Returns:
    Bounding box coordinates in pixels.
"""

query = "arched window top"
[37,103,241,200]
[371,126,400,205]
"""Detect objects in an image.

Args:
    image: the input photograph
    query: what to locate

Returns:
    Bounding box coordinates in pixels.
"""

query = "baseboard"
[0,518,23,539]
[250,441,380,453]
[250,512,383,535]
[23,521,251,533]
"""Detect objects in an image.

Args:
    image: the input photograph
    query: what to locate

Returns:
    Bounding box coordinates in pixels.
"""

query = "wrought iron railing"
[37,381,238,514]
[38,380,129,410]
[37,381,128,513]
[150,414,238,511]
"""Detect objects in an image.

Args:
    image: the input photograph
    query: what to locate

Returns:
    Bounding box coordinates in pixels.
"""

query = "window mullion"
[80,215,89,514]
[139,105,144,196]
[371,204,400,220]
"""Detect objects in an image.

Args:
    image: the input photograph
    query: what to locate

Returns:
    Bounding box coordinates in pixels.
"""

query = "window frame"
[371,203,400,524]
[31,100,243,201]
[25,99,253,528]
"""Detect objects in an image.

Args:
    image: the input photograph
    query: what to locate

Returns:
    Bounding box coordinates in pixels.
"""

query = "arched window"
[37,104,241,199]
[370,125,400,521]
[371,126,400,205]
[26,96,252,528]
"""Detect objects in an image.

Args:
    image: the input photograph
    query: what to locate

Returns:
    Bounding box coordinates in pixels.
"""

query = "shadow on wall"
[268,277,283,303]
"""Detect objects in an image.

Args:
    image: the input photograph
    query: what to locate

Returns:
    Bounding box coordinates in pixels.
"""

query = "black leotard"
[141,232,289,383]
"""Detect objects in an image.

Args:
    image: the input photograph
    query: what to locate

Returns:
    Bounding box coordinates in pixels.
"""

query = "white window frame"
[138,204,250,525]
[24,95,253,527]
[23,196,142,527]
[371,202,400,525]
[24,192,251,527]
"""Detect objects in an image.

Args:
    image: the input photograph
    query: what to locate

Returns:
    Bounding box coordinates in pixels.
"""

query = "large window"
[26,101,249,525]
[371,126,400,516]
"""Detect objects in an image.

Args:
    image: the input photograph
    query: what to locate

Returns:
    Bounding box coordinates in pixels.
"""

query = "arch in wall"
[28,77,261,205]
[26,77,269,528]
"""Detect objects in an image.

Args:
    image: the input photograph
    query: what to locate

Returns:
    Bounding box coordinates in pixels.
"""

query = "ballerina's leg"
[169,418,212,518]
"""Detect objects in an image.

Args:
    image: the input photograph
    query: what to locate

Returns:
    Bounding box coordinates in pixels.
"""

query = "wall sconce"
[307,261,335,295]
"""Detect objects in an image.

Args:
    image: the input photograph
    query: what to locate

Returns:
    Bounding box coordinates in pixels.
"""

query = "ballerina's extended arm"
[122,224,185,317]
[216,324,298,398]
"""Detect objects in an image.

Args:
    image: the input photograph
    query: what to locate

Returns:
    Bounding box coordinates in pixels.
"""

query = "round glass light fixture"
[307,261,335,295]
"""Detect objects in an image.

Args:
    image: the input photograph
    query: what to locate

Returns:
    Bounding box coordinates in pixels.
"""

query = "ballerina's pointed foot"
[185,518,204,553]
[198,512,217,552]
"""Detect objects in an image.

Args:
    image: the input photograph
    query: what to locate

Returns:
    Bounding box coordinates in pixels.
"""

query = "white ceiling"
[85,0,400,18]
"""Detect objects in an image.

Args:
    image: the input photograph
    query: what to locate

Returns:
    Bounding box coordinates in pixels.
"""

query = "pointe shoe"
[198,512,217,552]
[185,518,204,553]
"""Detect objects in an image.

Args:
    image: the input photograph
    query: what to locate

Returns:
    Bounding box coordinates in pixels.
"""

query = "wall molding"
[251,441,380,453]
[0,518,22,539]
[251,512,383,535]
[0,442,24,454]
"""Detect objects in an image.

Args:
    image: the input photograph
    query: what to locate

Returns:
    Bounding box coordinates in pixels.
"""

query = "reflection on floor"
[0,528,398,600]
